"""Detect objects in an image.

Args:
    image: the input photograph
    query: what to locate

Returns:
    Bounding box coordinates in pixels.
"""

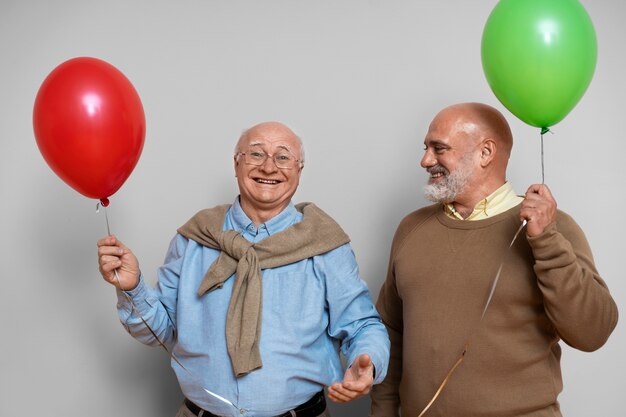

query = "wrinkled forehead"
[425,113,479,146]
[246,140,295,153]
[239,128,301,155]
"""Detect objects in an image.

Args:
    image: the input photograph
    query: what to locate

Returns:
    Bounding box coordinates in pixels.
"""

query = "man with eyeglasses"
[370,103,618,417]
[97,121,389,417]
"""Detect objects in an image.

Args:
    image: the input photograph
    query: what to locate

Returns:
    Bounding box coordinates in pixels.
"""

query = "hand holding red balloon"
[33,57,145,205]
[97,235,140,290]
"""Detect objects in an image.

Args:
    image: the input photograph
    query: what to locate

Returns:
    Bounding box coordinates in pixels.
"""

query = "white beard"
[423,156,475,203]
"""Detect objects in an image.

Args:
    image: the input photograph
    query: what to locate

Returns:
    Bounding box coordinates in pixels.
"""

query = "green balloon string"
[541,128,546,184]
[539,127,553,185]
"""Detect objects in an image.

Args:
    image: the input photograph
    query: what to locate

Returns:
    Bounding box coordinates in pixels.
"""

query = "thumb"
[356,354,372,370]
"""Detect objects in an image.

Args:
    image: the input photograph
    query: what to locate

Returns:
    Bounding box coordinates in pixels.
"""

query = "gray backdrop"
[1,1,624,416]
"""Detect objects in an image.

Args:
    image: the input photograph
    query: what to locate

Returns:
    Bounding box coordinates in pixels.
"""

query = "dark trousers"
[175,396,331,417]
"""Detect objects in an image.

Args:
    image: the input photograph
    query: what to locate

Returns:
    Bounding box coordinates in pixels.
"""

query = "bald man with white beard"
[370,103,618,417]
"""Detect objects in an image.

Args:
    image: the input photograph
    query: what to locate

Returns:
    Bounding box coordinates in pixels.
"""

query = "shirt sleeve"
[319,243,390,385]
[528,212,618,351]
[116,234,188,349]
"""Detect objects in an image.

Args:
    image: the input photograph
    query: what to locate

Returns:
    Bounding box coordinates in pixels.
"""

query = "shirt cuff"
[348,350,387,385]
[116,274,153,319]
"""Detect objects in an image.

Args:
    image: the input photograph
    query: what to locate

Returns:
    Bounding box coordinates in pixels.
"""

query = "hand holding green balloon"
[481,0,597,129]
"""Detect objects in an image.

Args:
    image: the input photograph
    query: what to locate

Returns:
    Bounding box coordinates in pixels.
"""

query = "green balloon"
[481,0,597,128]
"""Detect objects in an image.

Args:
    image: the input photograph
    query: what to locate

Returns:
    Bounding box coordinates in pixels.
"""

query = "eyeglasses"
[236,147,302,169]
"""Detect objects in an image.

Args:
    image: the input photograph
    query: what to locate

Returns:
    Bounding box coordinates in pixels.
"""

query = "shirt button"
[239,409,247,414]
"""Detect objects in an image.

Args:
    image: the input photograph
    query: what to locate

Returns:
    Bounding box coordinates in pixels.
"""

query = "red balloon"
[33,57,145,202]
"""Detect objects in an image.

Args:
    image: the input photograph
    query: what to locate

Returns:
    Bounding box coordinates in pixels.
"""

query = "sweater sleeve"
[369,217,415,417]
[369,270,403,417]
[528,211,618,351]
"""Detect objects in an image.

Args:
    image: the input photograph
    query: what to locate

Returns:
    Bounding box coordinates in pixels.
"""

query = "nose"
[259,156,278,173]
[420,149,435,169]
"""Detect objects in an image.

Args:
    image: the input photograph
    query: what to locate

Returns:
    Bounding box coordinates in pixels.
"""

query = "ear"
[479,139,496,168]
[234,154,240,176]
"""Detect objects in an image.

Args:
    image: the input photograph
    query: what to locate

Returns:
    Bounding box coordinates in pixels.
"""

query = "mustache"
[427,165,449,175]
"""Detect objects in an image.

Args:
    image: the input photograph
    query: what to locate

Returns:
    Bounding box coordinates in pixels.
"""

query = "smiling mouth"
[428,172,447,183]
[254,178,280,185]
[427,165,448,182]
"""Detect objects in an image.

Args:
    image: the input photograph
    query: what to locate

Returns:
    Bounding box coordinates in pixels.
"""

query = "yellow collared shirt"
[444,182,523,221]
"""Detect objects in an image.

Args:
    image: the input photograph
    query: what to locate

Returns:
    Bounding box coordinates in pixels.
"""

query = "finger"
[336,381,366,396]
[520,200,546,213]
[522,191,541,204]
[99,266,117,286]
[519,207,538,226]
[328,384,349,403]
[100,257,124,272]
[537,183,553,198]
[348,354,372,380]
[329,393,354,403]
[523,193,546,209]
[97,236,131,255]
[343,378,371,391]
[99,259,122,274]
[520,207,546,222]
[98,245,124,258]
[525,183,542,196]
[525,183,554,200]
[99,254,121,266]
[356,354,372,370]
[328,392,350,403]
[97,235,117,247]
[328,385,356,403]
[521,197,552,216]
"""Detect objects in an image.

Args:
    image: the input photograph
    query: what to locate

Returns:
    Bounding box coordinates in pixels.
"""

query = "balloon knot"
[540,127,550,135]
[100,198,110,207]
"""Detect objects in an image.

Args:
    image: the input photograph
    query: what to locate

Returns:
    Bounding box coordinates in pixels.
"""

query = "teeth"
[256,179,278,184]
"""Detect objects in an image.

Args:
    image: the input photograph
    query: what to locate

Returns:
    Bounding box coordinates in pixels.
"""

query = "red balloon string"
[94,204,236,408]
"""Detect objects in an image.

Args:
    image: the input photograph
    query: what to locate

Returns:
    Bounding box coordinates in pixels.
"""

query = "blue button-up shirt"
[118,198,389,417]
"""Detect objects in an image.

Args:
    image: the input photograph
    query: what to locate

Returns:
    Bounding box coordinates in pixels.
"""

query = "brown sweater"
[370,204,618,417]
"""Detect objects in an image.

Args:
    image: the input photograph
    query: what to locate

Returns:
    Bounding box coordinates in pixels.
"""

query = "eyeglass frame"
[235,146,303,170]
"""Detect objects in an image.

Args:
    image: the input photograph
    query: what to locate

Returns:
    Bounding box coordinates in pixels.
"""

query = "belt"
[184,390,326,417]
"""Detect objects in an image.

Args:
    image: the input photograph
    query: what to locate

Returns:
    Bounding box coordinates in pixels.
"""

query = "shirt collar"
[227,197,300,237]
[444,182,522,221]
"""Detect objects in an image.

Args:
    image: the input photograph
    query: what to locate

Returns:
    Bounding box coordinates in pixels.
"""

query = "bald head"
[432,102,513,161]
[236,121,305,163]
